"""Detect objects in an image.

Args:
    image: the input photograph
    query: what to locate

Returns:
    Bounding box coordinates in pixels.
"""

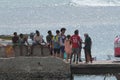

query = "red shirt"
[71,35,82,48]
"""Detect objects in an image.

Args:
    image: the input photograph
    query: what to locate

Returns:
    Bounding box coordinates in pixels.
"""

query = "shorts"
[72,48,79,54]
[54,48,60,54]
[60,46,65,54]
[79,47,82,53]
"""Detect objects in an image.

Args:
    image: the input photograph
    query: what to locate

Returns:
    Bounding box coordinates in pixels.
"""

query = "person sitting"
[19,33,29,56]
[33,30,43,45]
[30,30,43,55]
[19,33,29,46]
[12,32,19,46]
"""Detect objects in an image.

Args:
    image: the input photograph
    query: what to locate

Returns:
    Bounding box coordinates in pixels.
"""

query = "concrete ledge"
[0,45,50,57]
[71,61,120,75]
[0,57,70,80]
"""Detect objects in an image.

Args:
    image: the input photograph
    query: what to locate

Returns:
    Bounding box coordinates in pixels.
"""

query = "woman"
[64,35,72,62]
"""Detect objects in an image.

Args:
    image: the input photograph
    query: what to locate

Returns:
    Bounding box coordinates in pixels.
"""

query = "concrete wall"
[0,46,6,57]
[0,45,50,57]
[0,57,70,80]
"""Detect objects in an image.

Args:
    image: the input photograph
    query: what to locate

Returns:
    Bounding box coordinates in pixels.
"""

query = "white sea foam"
[70,0,120,6]
[1,0,120,8]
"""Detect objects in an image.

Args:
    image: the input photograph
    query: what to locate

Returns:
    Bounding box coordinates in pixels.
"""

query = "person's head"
[56,30,60,35]
[13,32,17,36]
[48,30,52,35]
[66,35,71,39]
[36,30,40,36]
[84,33,89,37]
[19,33,23,38]
[60,28,66,34]
[36,30,39,33]
[74,30,79,35]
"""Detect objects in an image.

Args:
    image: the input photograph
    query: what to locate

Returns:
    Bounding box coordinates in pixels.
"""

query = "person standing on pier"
[60,28,66,59]
[83,33,92,63]
[64,35,72,62]
[70,30,82,64]
[46,30,54,56]
[52,30,60,57]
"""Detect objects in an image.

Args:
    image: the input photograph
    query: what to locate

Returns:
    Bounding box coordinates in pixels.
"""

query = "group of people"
[12,30,45,55]
[46,28,92,64]
[11,28,92,64]
[12,32,29,46]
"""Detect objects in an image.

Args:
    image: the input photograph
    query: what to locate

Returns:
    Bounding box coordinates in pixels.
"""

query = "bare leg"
[70,53,73,64]
[66,54,68,62]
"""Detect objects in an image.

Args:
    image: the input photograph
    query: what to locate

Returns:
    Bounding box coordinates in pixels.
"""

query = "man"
[84,33,92,63]
[60,28,66,59]
[70,30,82,64]
[12,32,19,46]
[46,30,54,55]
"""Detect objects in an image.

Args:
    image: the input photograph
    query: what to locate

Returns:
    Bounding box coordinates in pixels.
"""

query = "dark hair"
[13,32,17,35]
[67,35,71,39]
[19,33,23,38]
[56,30,60,34]
[36,30,39,33]
[74,30,79,35]
[36,30,40,36]
[48,30,52,34]
[60,28,66,32]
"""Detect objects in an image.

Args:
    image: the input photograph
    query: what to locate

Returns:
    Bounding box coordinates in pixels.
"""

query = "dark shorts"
[79,47,82,53]
[72,48,79,54]
[54,48,60,54]
[60,46,65,54]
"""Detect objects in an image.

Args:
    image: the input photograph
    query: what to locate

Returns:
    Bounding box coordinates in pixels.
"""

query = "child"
[5,45,14,57]
[52,30,60,57]
[64,35,72,62]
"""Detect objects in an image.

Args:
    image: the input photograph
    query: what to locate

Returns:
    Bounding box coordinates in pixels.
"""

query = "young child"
[5,45,14,57]
[64,35,72,62]
[52,30,60,57]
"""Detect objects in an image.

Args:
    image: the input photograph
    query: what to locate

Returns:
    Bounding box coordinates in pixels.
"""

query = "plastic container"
[114,35,120,57]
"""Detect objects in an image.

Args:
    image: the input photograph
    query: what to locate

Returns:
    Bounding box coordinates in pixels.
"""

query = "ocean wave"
[1,0,120,8]
[70,0,120,6]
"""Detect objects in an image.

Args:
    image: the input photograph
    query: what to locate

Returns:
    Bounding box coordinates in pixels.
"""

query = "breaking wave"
[70,0,120,6]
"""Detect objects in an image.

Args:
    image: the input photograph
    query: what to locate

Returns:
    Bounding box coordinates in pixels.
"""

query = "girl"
[64,35,72,62]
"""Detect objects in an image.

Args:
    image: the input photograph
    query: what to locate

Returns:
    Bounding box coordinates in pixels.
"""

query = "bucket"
[114,35,120,57]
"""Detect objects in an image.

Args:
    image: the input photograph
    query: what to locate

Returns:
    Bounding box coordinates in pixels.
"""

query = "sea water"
[0,0,120,80]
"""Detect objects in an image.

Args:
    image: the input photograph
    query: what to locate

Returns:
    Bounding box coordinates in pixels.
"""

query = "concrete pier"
[70,60,120,80]
[0,57,70,80]
[70,60,120,75]
[1,45,120,80]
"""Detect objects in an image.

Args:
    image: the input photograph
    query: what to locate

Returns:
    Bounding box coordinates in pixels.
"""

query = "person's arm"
[24,38,29,45]
[46,36,49,43]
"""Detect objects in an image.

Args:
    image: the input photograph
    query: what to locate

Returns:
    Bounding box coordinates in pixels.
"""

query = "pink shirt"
[64,39,72,54]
